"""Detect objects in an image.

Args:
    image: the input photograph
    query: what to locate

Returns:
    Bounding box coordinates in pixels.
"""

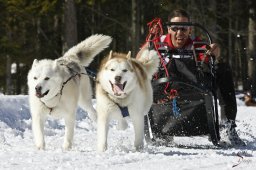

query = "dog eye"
[123,69,128,72]
[33,77,37,80]
[44,77,50,80]
[110,68,115,71]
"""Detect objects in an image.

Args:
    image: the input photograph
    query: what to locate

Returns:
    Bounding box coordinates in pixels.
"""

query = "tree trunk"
[248,8,256,96]
[6,55,12,95]
[228,0,232,67]
[15,62,21,94]
[91,0,96,34]
[63,0,78,53]
[131,0,141,56]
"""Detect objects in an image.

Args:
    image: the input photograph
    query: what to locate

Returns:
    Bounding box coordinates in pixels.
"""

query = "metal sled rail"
[152,77,209,93]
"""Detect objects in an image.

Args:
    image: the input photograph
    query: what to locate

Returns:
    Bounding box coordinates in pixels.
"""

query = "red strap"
[169,89,178,99]
[144,18,171,95]
[145,18,163,42]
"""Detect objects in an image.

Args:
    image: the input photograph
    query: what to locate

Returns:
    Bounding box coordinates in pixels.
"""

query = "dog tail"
[137,49,160,78]
[63,34,112,66]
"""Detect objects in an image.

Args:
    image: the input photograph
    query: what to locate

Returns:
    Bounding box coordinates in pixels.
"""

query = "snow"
[0,94,255,170]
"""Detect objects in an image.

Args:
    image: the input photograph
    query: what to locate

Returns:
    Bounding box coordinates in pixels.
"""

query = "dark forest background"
[0,0,256,97]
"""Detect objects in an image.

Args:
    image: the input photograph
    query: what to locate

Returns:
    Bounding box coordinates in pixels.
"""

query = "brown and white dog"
[96,48,159,152]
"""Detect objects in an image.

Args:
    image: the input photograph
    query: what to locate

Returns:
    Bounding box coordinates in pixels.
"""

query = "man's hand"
[206,43,220,58]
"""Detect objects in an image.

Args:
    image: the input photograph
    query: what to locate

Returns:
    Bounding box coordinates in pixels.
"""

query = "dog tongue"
[113,84,124,95]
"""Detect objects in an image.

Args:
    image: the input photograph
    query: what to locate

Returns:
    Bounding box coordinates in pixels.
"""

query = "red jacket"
[155,34,209,63]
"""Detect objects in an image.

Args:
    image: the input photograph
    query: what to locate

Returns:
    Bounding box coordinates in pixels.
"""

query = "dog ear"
[32,59,39,67]
[126,51,131,59]
[108,50,113,60]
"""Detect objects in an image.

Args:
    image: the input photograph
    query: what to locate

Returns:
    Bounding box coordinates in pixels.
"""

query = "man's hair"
[168,9,190,22]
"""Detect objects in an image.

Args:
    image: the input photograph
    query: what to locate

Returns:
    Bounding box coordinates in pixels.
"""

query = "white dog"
[27,34,112,150]
[96,48,159,152]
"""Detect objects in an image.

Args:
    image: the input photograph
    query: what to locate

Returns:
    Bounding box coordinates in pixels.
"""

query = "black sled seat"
[144,22,220,146]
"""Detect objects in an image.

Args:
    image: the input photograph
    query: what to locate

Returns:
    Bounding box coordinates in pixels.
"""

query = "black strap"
[84,67,97,80]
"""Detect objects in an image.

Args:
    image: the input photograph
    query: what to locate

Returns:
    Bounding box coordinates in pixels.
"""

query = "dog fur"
[244,94,256,106]
[27,34,112,150]
[96,48,160,152]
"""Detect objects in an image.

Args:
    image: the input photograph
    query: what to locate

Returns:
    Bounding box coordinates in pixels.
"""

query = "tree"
[248,7,256,96]
[0,0,255,94]
[63,0,78,52]
[131,0,142,56]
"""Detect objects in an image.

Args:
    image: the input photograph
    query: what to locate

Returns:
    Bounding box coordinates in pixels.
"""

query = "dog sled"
[144,20,220,146]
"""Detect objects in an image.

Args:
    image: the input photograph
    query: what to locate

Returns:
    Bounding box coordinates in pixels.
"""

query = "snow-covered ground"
[0,94,255,170]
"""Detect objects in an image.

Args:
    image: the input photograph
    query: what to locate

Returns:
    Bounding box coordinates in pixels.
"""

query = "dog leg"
[63,114,75,150]
[97,114,109,152]
[131,114,144,151]
[32,113,46,150]
[84,103,97,122]
[117,118,128,130]
[79,98,97,122]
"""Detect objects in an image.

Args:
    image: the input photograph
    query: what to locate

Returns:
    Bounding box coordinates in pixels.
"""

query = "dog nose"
[35,85,42,93]
[115,76,122,83]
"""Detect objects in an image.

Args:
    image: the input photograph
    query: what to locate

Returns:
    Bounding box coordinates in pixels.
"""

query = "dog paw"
[63,142,72,150]
[35,143,45,150]
[134,143,144,152]
[97,144,107,152]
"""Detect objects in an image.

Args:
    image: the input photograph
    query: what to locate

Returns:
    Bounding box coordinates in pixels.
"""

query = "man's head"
[167,9,192,48]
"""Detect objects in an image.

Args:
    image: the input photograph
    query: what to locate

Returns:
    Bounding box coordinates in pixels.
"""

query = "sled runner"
[144,20,220,146]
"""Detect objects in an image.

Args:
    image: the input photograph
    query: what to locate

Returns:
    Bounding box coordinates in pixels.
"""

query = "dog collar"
[117,105,129,117]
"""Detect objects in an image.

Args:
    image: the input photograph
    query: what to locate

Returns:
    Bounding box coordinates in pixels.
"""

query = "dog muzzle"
[35,85,49,98]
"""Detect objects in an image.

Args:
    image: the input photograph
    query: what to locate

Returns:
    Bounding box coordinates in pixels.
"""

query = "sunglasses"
[168,26,189,32]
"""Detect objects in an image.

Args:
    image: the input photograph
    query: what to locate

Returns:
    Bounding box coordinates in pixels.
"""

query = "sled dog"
[96,48,159,152]
[27,34,112,150]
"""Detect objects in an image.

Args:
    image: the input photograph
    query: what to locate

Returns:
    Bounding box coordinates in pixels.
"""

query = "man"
[139,9,245,146]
